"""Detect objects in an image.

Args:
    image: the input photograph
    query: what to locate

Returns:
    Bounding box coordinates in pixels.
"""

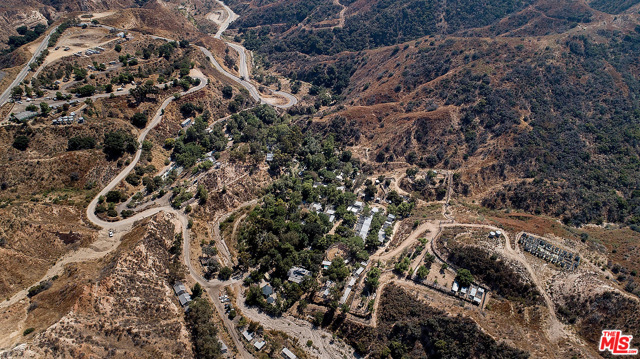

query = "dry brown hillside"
[0,213,193,357]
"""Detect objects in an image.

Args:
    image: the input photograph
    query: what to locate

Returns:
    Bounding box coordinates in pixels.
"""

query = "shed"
[262,284,273,297]
[219,341,228,354]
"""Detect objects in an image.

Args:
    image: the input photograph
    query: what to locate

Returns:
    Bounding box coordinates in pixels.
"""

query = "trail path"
[334,0,346,28]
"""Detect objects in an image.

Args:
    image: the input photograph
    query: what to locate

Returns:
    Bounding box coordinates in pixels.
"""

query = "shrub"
[12,135,29,151]
[106,190,123,203]
[27,280,52,298]
[185,298,221,358]
[103,131,137,159]
[222,85,233,99]
[219,266,232,280]
[67,136,96,151]
[75,85,96,97]
[455,268,474,287]
[130,112,148,128]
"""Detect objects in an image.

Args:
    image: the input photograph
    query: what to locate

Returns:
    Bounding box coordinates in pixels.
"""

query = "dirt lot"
[30,27,117,68]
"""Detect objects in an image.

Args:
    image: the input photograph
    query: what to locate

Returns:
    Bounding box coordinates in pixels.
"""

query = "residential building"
[254,340,266,350]
[178,293,192,307]
[282,347,298,359]
[181,118,192,128]
[242,330,254,342]
[287,267,311,284]
[173,282,187,296]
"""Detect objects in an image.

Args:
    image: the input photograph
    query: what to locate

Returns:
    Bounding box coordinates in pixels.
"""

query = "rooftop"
[242,330,254,341]
[173,282,187,296]
[339,286,352,304]
[178,293,192,306]
[282,347,298,359]
[288,266,311,284]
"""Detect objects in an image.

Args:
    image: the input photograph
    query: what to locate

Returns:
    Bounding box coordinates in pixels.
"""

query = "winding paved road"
[208,0,298,108]
[0,26,59,107]
[85,72,207,229]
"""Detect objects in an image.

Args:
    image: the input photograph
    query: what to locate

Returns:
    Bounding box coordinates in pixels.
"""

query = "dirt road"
[233,283,356,358]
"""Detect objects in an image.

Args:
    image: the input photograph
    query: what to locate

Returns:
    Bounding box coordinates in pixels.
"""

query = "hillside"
[0,213,194,357]
[1,0,640,358]
[231,0,640,227]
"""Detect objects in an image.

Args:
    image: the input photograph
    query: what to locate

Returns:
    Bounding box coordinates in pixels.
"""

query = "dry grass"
[7,213,194,357]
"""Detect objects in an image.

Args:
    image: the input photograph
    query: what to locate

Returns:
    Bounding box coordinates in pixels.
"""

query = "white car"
[108,230,114,237]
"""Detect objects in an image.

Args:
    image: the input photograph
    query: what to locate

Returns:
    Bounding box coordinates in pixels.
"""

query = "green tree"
[197,184,208,204]
[75,85,96,97]
[103,131,137,159]
[417,265,429,280]
[106,190,123,203]
[327,257,349,282]
[16,26,28,35]
[130,112,148,128]
[394,257,410,274]
[129,83,159,103]
[73,67,87,81]
[11,86,23,98]
[456,268,474,287]
[366,267,381,290]
[219,266,232,280]
[39,102,50,115]
[222,85,233,99]
[191,283,203,298]
[185,298,222,359]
